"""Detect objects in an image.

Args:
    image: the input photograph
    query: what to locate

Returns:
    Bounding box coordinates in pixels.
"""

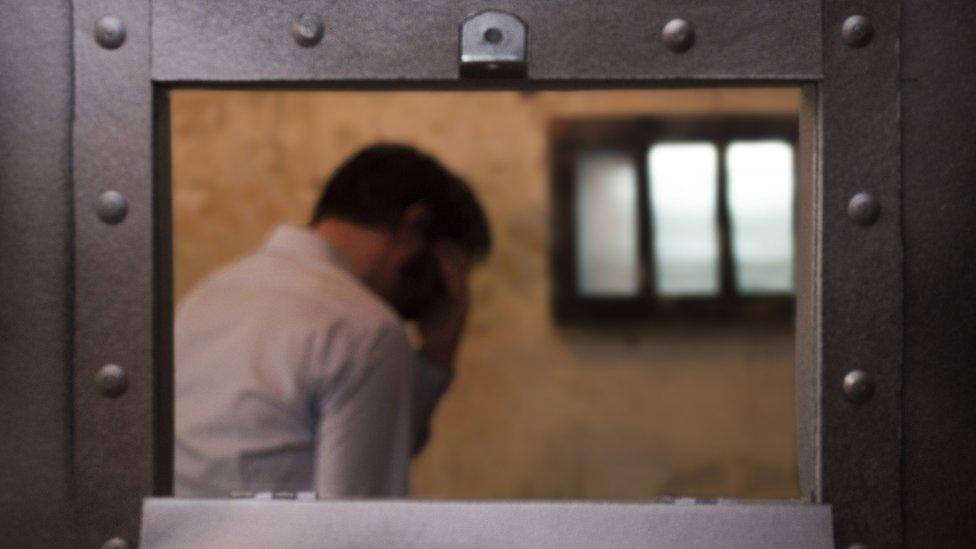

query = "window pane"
[648,142,720,296]
[726,141,794,294]
[574,152,640,296]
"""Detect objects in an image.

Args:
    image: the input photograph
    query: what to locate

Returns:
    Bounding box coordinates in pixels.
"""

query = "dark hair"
[310,144,491,258]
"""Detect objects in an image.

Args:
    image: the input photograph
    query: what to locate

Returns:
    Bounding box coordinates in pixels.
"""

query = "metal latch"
[459,10,527,78]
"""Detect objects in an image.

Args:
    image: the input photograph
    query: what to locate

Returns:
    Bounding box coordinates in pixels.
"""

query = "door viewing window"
[171,89,801,501]
[551,118,797,322]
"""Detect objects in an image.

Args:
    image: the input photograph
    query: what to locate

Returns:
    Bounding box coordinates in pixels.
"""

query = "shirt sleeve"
[411,356,453,455]
[313,324,414,498]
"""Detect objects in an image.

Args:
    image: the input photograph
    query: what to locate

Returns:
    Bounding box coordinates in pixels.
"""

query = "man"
[174,144,491,498]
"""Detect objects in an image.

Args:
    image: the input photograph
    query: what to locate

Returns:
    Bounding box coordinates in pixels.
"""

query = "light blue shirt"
[174,225,450,498]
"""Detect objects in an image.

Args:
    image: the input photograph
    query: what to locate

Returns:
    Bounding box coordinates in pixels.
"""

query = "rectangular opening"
[166,87,801,501]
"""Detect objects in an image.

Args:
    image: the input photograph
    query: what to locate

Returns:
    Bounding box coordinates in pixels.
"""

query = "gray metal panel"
[0,2,75,547]
[818,2,902,546]
[141,499,833,549]
[12,0,976,545]
[72,0,162,547]
[151,0,822,83]
[901,0,976,544]
[33,0,932,545]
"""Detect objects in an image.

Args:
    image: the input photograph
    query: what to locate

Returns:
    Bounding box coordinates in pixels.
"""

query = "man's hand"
[418,241,472,372]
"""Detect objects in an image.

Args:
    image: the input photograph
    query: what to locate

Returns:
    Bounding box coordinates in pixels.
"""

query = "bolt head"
[292,14,324,47]
[843,370,875,404]
[842,15,874,48]
[94,16,126,49]
[847,192,880,226]
[96,190,128,225]
[95,364,128,398]
[662,19,695,53]
[483,27,504,45]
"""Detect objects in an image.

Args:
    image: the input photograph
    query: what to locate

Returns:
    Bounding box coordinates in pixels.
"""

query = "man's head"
[310,144,491,319]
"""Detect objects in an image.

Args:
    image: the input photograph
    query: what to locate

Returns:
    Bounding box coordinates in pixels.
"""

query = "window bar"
[715,139,737,310]
[635,141,655,310]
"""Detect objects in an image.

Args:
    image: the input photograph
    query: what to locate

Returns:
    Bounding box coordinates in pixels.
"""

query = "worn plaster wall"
[171,88,801,499]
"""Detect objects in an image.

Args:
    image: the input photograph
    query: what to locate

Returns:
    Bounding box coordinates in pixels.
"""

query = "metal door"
[3,1,975,547]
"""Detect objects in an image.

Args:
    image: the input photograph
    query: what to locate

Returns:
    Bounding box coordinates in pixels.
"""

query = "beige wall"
[171,88,801,499]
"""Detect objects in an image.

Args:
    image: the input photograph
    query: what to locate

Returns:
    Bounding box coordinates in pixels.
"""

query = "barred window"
[551,118,797,322]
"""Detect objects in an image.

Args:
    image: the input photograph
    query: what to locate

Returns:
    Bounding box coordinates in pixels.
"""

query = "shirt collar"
[263,224,350,273]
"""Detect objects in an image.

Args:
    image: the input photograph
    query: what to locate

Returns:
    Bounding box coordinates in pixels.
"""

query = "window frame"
[56,0,911,545]
[551,116,798,323]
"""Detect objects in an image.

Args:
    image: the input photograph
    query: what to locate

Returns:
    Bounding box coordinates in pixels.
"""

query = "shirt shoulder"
[175,246,411,383]
[182,246,399,330]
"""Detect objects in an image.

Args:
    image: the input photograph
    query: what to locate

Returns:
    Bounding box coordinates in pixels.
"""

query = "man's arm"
[411,356,452,454]
[313,326,414,498]
[412,242,472,454]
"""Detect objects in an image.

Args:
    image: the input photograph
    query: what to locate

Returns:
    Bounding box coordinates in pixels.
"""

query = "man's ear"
[394,202,433,256]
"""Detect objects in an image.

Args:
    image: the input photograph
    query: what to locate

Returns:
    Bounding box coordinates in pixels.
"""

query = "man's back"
[174,226,415,497]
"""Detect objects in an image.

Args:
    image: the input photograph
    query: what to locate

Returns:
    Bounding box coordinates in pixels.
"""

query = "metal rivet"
[292,14,324,47]
[96,190,128,225]
[662,19,695,53]
[843,370,875,404]
[94,16,126,49]
[95,364,128,398]
[483,27,504,44]
[847,192,880,226]
[842,15,873,48]
[101,537,130,549]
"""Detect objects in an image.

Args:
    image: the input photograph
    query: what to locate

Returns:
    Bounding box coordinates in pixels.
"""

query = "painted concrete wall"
[171,88,800,499]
